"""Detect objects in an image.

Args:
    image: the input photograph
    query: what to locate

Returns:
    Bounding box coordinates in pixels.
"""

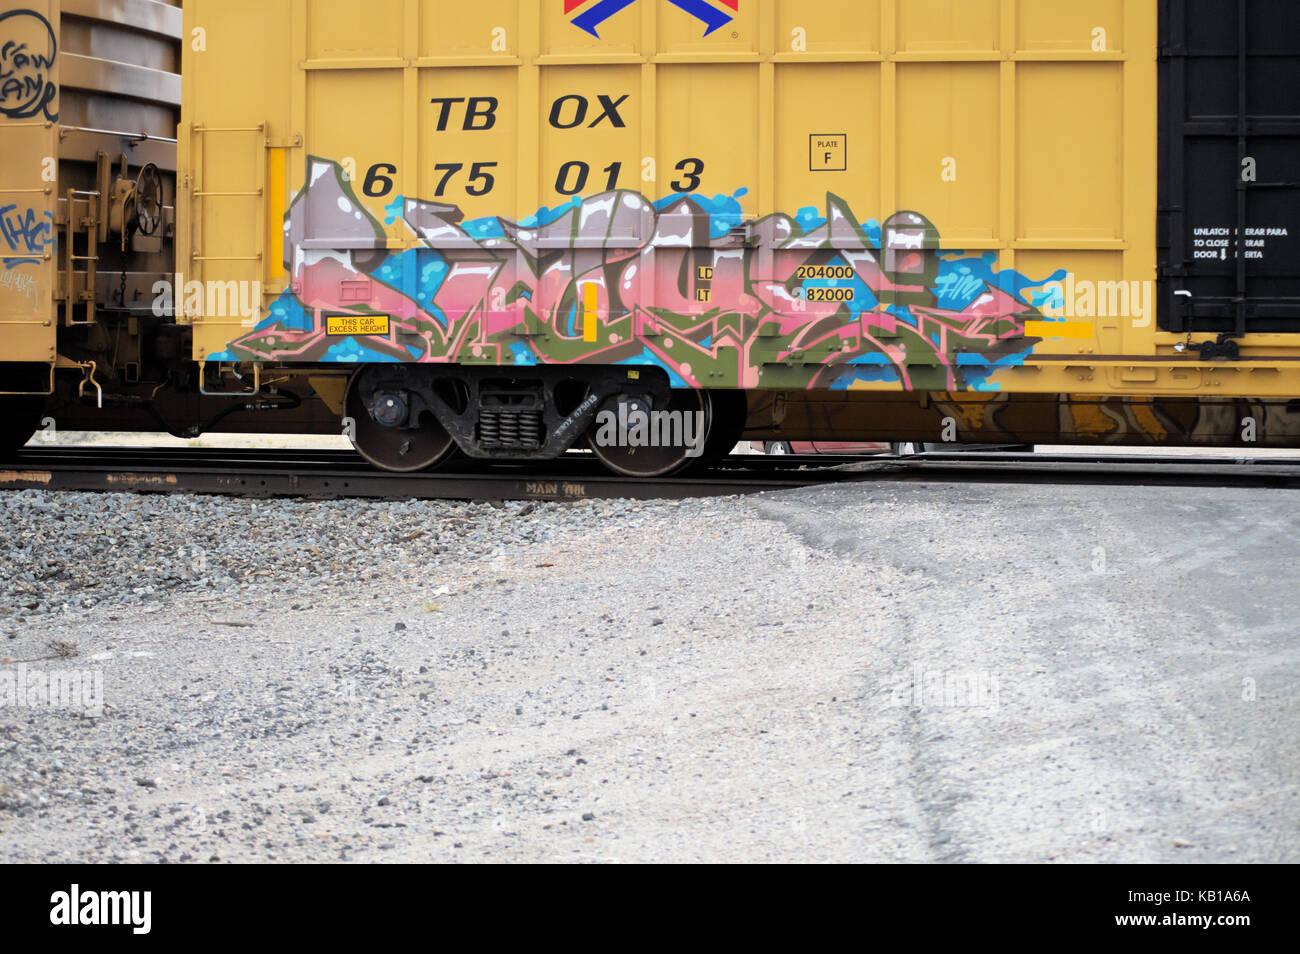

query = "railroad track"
[0,446,854,501]
[2,446,1299,501]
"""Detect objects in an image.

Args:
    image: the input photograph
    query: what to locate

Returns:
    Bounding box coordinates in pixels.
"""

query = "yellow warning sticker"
[326,314,391,336]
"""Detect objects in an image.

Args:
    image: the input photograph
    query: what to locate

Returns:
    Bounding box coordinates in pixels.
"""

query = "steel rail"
[0,447,856,501]
[2,447,1300,500]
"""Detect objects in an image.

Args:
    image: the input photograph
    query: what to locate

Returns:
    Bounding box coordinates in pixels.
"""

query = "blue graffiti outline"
[0,203,55,268]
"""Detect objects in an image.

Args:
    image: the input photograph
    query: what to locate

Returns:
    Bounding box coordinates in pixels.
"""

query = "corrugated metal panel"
[56,0,180,137]
[182,0,1173,398]
[0,0,60,369]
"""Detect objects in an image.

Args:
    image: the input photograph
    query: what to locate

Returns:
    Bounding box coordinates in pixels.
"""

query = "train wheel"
[688,389,748,469]
[0,397,44,457]
[344,371,456,472]
[586,388,713,478]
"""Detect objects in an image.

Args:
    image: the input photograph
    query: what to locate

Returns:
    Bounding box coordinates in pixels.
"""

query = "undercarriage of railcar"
[6,347,1300,477]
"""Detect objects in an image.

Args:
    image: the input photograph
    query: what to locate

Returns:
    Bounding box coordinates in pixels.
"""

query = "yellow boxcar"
[4,1,1297,469]
[179,0,1185,405]
[1,0,181,450]
[0,0,60,370]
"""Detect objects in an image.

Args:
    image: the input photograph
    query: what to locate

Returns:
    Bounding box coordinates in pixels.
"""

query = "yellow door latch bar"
[583,283,599,343]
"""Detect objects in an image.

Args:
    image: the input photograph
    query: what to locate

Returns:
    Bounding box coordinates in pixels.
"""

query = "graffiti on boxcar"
[0,203,54,268]
[0,266,40,305]
[936,392,1300,446]
[211,156,1068,392]
[744,389,1300,446]
[0,9,58,121]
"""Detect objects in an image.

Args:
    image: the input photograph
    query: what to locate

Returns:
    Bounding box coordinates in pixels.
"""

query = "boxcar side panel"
[180,1,1296,400]
[0,0,60,372]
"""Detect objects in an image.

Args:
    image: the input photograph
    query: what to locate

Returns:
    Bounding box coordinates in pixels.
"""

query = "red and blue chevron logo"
[565,0,739,38]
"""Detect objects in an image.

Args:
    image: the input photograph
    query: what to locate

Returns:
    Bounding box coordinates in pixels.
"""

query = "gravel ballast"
[1,484,1296,863]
